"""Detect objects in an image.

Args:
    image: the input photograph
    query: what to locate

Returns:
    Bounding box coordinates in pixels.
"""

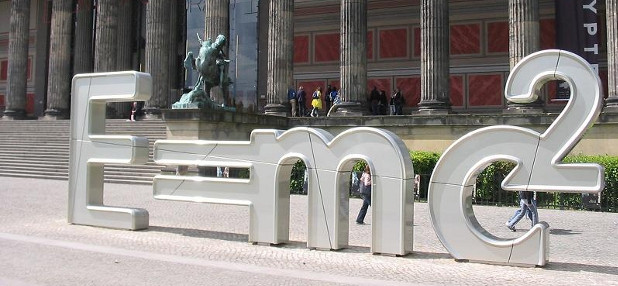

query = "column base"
[504,101,544,114]
[603,105,618,113]
[264,103,288,117]
[43,108,69,120]
[2,109,27,120]
[328,102,366,117]
[142,108,162,120]
[604,98,618,112]
[418,100,451,114]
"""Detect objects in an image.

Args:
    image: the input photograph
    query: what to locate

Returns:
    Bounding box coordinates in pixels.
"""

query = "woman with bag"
[356,165,372,224]
[311,86,322,117]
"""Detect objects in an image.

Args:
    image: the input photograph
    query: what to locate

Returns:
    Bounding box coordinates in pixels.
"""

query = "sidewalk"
[1,177,617,285]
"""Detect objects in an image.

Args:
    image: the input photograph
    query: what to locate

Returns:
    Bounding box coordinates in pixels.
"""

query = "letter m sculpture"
[153,127,415,256]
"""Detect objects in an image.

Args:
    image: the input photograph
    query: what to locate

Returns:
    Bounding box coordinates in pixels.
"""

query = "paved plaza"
[0,176,617,285]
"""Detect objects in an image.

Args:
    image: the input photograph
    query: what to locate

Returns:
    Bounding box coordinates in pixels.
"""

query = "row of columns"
[3,1,618,119]
[262,0,618,116]
[1,0,179,120]
[263,0,458,116]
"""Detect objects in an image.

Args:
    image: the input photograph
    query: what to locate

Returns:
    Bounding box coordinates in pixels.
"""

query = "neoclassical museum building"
[0,0,616,119]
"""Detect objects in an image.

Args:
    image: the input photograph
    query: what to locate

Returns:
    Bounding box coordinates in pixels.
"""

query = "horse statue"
[173,34,231,109]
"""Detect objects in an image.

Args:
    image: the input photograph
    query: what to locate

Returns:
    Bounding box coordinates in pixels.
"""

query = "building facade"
[0,0,615,118]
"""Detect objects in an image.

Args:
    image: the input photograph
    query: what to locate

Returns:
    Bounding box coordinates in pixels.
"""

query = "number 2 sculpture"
[428,50,604,266]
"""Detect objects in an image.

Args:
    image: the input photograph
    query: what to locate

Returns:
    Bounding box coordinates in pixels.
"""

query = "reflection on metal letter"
[428,50,604,266]
[68,72,152,230]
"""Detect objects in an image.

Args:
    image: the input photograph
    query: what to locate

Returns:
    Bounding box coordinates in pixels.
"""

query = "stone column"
[506,0,542,112]
[168,0,180,105]
[204,0,230,106]
[418,0,451,114]
[331,0,367,117]
[94,0,119,117]
[143,0,171,117]
[3,0,31,120]
[112,0,135,118]
[116,0,134,71]
[205,0,229,49]
[73,0,94,75]
[605,0,618,111]
[44,0,74,119]
[264,0,294,116]
[94,0,118,72]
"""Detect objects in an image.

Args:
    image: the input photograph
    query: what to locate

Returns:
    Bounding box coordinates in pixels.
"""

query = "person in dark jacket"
[369,86,380,115]
[297,86,307,117]
[390,88,404,115]
[378,90,388,115]
[324,84,332,113]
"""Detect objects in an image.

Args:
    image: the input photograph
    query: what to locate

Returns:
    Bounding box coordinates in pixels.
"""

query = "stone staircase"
[0,119,167,185]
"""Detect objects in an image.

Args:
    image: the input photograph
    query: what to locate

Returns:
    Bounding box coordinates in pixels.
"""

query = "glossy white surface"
[428,50,604,266]
[68,72,152,230]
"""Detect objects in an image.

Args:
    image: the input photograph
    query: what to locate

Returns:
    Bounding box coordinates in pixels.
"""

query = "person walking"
[505,191,538,232]
[356,165,372,224]
[297,86,307,117]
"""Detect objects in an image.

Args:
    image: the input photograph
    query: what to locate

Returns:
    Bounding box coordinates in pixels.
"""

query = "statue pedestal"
[162,108,287,140]
[172,102,202,109]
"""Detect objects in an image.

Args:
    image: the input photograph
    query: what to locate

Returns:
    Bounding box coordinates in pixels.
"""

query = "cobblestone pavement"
[0,177,617,285]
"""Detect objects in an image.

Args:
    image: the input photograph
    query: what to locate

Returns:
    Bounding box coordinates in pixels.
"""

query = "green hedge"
[287,153,618,212]
[564,155,618,212]
[290,160,306,194]
[410,151,441,201]
[468,155,618,212]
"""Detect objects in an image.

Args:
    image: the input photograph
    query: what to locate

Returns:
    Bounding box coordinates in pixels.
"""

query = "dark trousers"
[298,102,306,117]
[356,193,371,223]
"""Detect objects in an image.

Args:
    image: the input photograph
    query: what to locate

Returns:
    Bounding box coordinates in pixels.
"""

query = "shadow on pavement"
[546,262,618,276]
[147,226,373,253]
[404,251,452,260]
[549,228,582,235]
[147,226,248,242]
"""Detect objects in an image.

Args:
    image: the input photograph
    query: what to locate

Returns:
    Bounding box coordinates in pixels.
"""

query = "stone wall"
[163,109,618,156]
